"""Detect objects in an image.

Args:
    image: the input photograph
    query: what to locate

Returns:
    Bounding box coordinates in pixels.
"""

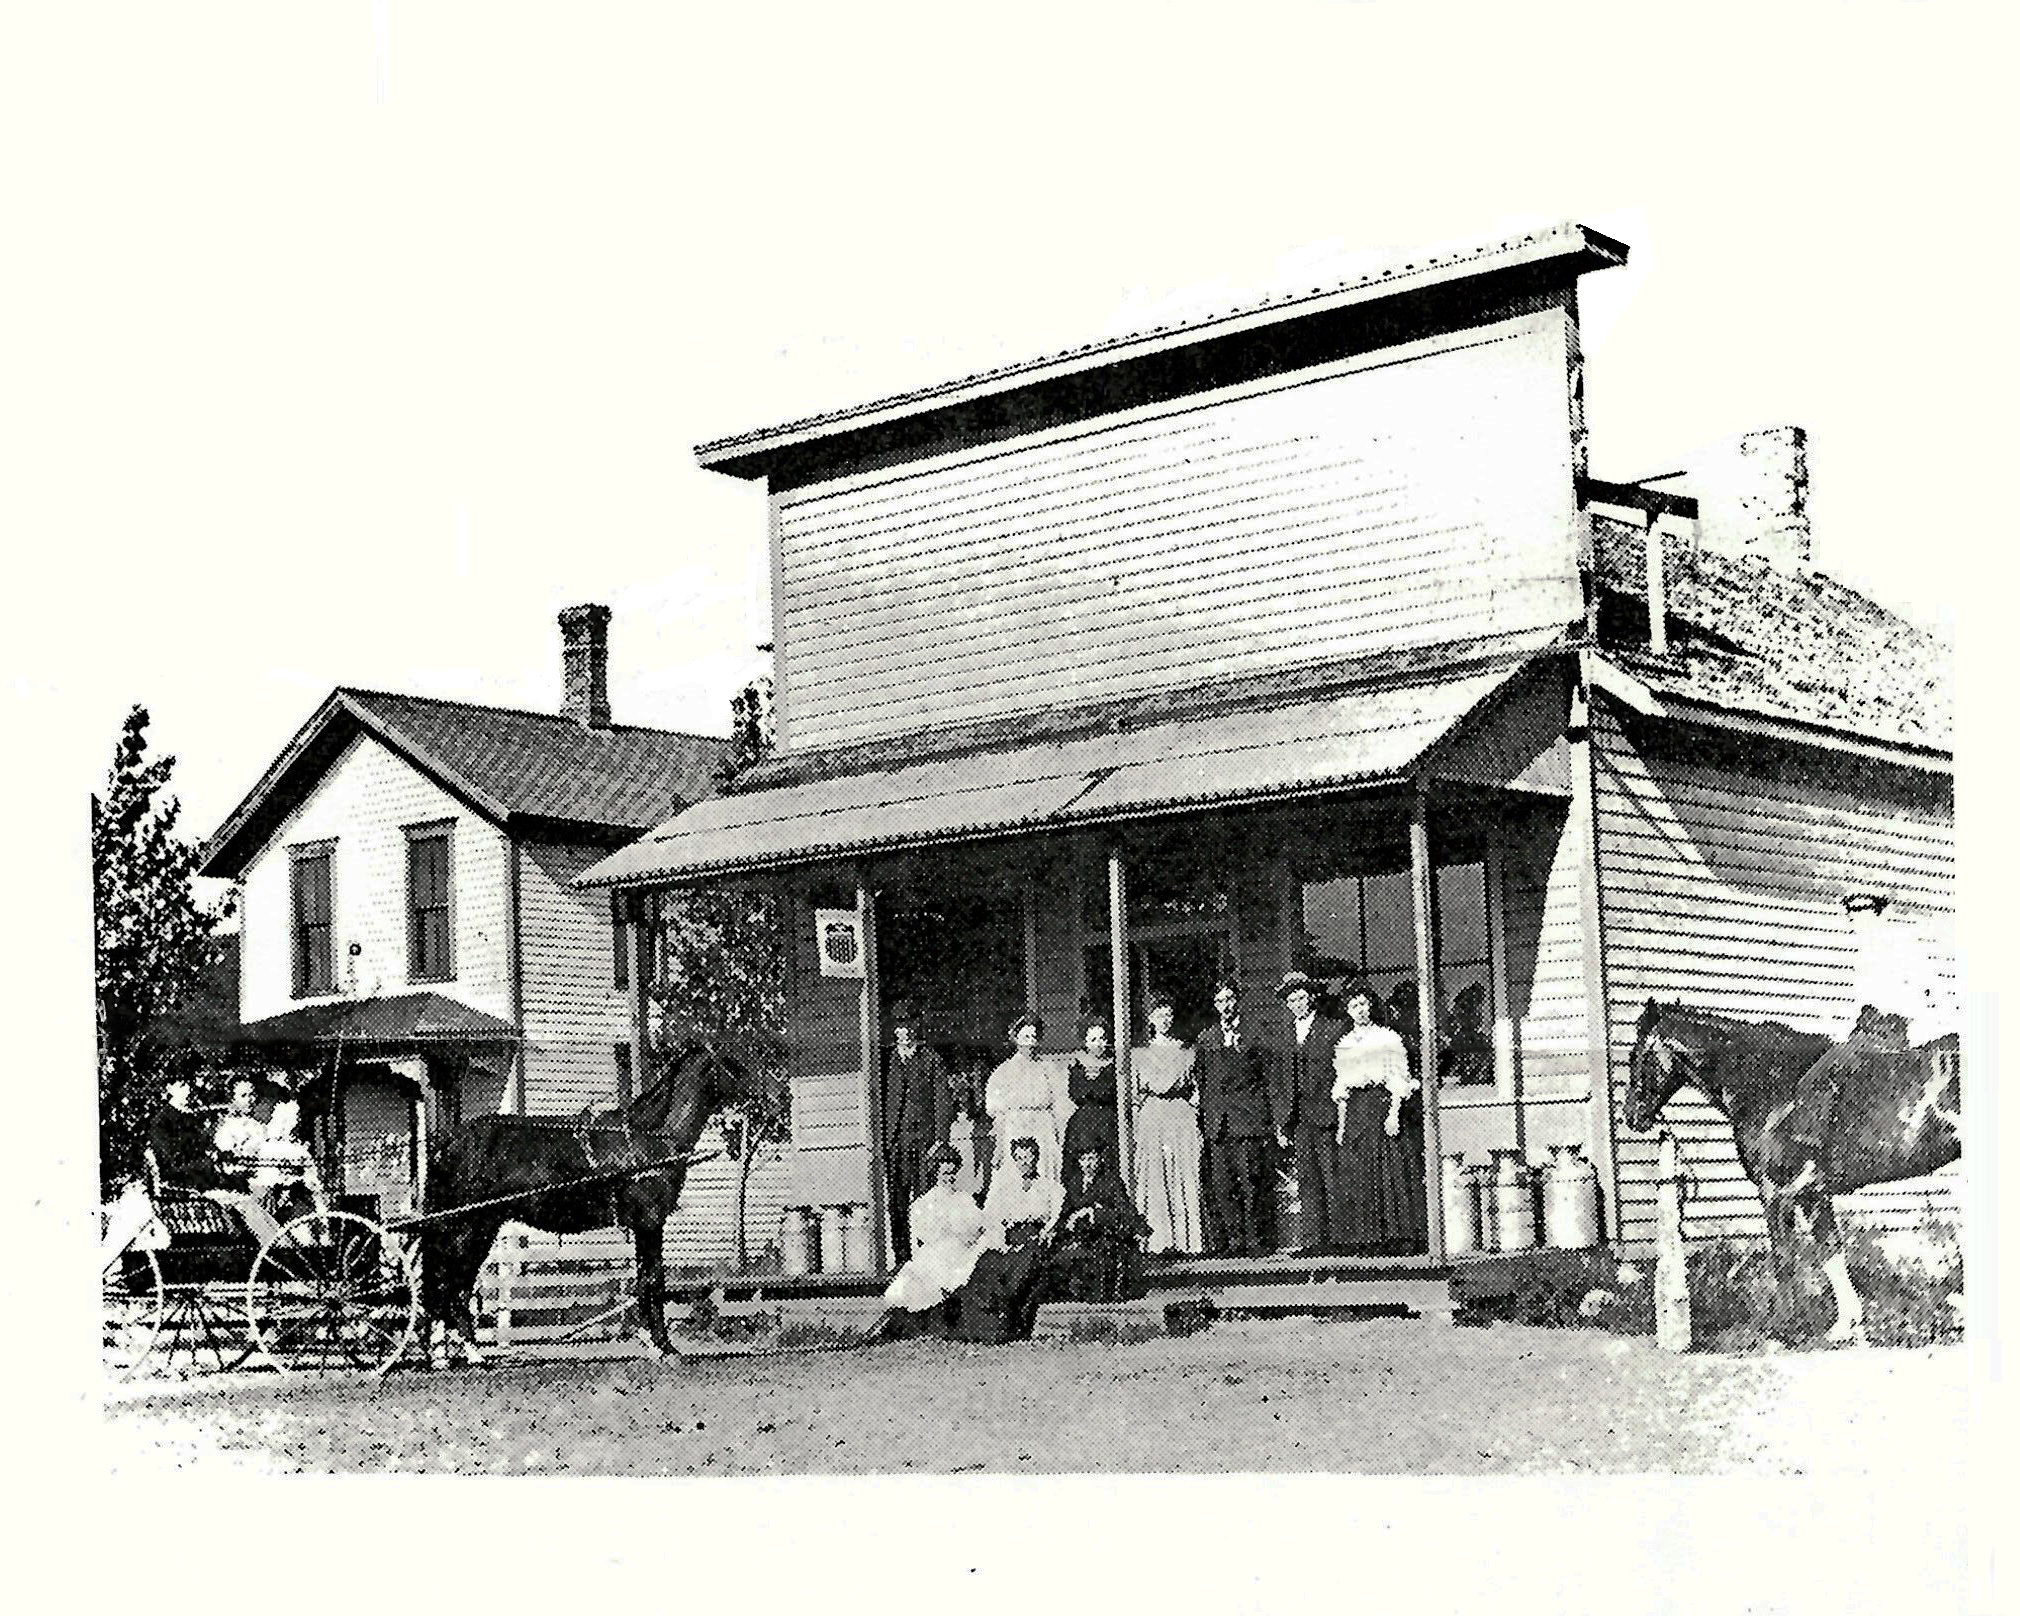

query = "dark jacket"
[1194,1019,1273,1140]
[1270,1014,1344,1136]
[148,1103,225,1190]
[882,1045,954,1150]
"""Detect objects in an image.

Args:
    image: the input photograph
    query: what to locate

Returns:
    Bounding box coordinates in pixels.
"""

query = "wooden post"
[856,871,891,1276]
[1410,783,1446,1262]
[1107,845,1135,1196]
[1021,867,1040,1019]
[1655,1131,1692,1351]
[627,890,653,1104]
[1572,654,1622,1244]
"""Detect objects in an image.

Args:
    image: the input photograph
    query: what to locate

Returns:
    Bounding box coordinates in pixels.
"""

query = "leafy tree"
[649,672,789,1269]
[93,705,233,1194]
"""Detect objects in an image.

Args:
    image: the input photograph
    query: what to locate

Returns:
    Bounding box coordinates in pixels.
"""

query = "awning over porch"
[582,654,1561,888]
[234,992,520,1048]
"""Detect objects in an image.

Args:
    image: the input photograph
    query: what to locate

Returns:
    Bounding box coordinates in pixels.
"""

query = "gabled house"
[580,221,1954,1270]
[200,606,727,1221]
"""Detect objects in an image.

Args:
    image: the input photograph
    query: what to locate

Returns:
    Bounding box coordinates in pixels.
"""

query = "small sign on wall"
[815,908,865,978]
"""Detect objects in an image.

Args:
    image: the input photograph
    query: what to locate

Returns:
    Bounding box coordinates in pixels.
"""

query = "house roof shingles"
[201,688,729,878]
[1592,516,1952,753]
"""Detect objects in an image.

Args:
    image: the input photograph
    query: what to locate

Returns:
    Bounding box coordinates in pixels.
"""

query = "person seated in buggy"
[212,1076,266,1182]
[146,1077,283,1246]
[249,1099,327,1222]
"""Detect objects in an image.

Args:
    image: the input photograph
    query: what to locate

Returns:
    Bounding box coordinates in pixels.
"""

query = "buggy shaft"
[385,1149,720,1230]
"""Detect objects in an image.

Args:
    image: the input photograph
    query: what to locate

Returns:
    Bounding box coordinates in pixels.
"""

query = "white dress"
[882,1184,987,1311]
[1133,1040,1204,1255]
[986,1052,1065,1188]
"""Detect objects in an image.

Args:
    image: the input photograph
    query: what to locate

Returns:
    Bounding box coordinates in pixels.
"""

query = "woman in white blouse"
[879,1143,987,1318]
[1331,980,1429,1253]
[1133,992,1204,1254]
[985,1013,1064,1190]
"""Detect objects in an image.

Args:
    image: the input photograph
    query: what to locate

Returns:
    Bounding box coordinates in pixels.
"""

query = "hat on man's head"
[889,1000,922,1033]
[1276,970,1316,1001]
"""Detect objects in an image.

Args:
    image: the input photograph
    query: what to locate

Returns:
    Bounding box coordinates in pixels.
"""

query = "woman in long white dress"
[1133,993,1204,1254]
[985,1013,1064,1190]
[880,1144,987,1314]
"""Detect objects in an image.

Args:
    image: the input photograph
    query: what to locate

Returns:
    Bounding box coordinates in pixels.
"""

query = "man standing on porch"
[881,1003,956,1264]
[1269,972,1348,1255]
[1195,982,1274,1257]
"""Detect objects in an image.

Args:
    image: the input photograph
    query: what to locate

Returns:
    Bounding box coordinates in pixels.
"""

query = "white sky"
[10,2,2006,849]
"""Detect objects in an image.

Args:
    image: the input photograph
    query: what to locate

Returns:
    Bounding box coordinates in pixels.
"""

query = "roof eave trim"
[695,225,1628,476]
[1595,676,1953,773]
[199,691,517,880]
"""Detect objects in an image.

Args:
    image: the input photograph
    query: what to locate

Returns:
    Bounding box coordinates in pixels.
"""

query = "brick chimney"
[1644,425,1810,571]
[558,604,612,728]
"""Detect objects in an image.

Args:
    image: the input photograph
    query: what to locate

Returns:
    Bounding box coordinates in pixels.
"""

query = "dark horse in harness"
[414,1043,755,1361]
[1627,1000,1961,1342]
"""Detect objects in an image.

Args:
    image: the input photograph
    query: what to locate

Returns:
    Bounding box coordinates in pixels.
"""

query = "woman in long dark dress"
[1330,980,1428,1254]
[1044,1145,1152,1303]
[1061,1018,1118,1172]
[949,1135,1064,1343]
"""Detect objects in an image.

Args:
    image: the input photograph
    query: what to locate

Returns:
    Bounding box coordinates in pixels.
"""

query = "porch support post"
[856,869,891,1276]
[1107,845,1135,1197]
[1572,655,1622,1244]
[1410,780,1447,1262]
[1021,868,1040,1014]
[627,890,653,1104]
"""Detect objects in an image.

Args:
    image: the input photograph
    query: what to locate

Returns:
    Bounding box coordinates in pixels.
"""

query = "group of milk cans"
[1440,1144,1601,1255]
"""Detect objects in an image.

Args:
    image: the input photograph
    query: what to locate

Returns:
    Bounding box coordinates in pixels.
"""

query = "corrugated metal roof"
[580,661,1522,887]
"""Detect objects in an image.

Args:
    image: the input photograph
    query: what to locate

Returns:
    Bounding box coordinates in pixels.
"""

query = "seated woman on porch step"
[1043,1144,1152,1304]
[949,1136,1066,1343]
[874,1143,987,1334]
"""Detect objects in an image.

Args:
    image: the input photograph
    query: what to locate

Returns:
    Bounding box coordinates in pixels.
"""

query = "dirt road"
[103,1318,1964,1477]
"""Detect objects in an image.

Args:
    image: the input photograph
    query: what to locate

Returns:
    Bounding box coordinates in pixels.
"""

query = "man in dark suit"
[880,1003,955,1258]
[1195,981,1275,1256]
[1269,971,1349,1254]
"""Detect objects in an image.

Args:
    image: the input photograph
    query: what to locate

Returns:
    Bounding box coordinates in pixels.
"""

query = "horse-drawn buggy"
[102,1043,750,1380]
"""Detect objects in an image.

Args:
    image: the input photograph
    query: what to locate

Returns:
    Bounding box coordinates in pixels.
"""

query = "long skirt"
[1336,1103,1428,1253]
[1044,1231,1147,1303]
[1134,1096,1204,1254]
[949,1240,1051,1343]
[883,1237,983,1312]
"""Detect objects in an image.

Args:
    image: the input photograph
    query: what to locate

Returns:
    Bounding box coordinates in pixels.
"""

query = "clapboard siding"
[784,892,874,1208]
[773,313,1579,750]
[1592,701,1957,1248]
[238,731,512,1026]
[1501,805,1589,1093]
[661,1120,793,1268]
[516,838,629,1117]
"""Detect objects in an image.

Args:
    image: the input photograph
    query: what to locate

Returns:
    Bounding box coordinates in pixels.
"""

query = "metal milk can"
[838,1203,874,1272]
[1441,1152,1481,1256]
[1544,1144,1601,1249]
[1493,1149,1537,1252]
[783,1206,820,1276]
[819,1205,851,1272]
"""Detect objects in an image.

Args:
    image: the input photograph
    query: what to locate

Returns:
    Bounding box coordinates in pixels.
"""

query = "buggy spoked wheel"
[247,1211,420,1377]
[157,1283,257,1375]
[101,1248,164,1381]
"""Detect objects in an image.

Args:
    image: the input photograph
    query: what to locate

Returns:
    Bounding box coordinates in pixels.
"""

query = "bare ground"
[101,1318,1965,1478]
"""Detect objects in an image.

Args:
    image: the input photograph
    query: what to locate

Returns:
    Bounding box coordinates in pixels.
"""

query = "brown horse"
[1626,1001,1961,1342]
[415,1043,755,1362]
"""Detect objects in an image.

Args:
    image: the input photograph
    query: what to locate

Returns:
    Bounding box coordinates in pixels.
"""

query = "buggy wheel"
[157,1283,257,1376]
[247,1211,419,1378]
[102,1248,164,1381]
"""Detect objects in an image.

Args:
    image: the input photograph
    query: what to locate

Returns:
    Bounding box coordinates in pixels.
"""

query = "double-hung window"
[405,822,455,982]
[290,843,336,997]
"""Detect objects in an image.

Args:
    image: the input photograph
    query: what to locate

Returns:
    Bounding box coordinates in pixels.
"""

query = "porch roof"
[235,992,520,1048]
[579,656,1543,888]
